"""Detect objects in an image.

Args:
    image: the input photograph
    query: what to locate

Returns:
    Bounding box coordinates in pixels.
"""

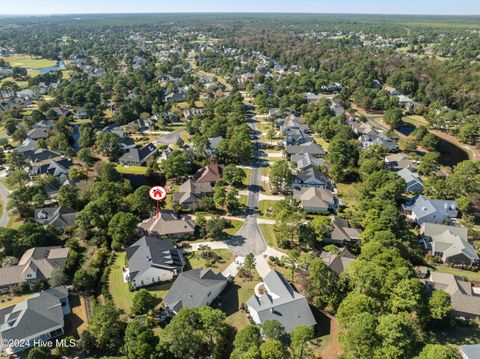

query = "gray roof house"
[285,142,325,157]
[34,207,77,230]
[420,223,478,265]
[0,247,69,291]
[293,187,337,213]
[404,195,458,225]
[27,127,49,140]
[326,216,362,245]
[291,153,326,172]
[293,167,330,189]
[460,344,480,359]
[29,158,72,179]
[320,248,357,275]
[126,236,185,289]
[119,143,157,166]
[425,272,480,318]
[397,168,424,193]
[164,269,228,314]
[385,153,416,171]
[205,136,224,157]
[0,286,70,354]
[173,179,214,209]
[138,210,196,239]
[247,270,316,333]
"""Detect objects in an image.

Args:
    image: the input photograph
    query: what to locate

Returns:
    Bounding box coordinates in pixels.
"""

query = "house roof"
[0,247,69,287]
[193,163,223,183]
[138,210,196,236]
[163,269,227,312]
[27,127,49,140]
[291,153,326,171]
[34,207,76,229]
[320,248,357,275]
[126,236,185,281]
[410,195,458,222]
[119,143,157,164]
[330,216,361,243]
[295,167,329,186]
[461,344,480,359]
[397,168,423,189]
[173,179,213,205]
[293,187,335,209]
[0,286,67,341]
[286,142,325,156]
[246,270,316,333]
[426,272,480,317]
[385,153,416,170]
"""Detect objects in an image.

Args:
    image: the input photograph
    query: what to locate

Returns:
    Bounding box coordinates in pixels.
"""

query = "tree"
[162,150,192,179]
[90,302,126,353]
[79,125,96,148]
[225,188,241,213]
[269,160,293,192]
[290,325,314,359]
[131,289,157,315]
[260,320,287,342]
[415,344,457,359]
[126,185,154,218]
[399,137,417,152]
[259,339,289,359]
[310,216,333,242]
[78,148,95,165]
[73,269,97,294]
[384,108,403,130]
[231,325,261,359]
[339,312,378,359]
[58,185,79,209]
[5,170,29,187]
[305,258,340,310]
[6,151,26,170]
[123,319,159,359]
[428,290,452,321]
[101,162,123,182]
[223,164,246,186]
[244,253,256,273]
[328,132,359,182]
[27,347,51,359]
[108,212,140,249]
[214,185,227,208]
[96,132,123,159]
[49,267,68,287]
[375,314,417,359]
[390,278,424,314]
[418,152,439,176]
[206,216,228,240]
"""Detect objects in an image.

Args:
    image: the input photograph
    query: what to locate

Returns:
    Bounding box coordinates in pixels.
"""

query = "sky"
[0,0,479,16]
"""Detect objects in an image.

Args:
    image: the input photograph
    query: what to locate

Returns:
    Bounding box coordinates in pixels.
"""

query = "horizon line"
[1,11,480,17]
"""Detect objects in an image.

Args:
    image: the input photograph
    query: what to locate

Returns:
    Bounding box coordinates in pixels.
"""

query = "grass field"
[1,77,29,88]
[109,252,172,314]
[2,55,57,69]
[115,165,148,175]
[185,249,234,273]
[336,182,361,209]
[224,220,244,236]
[433,265,480,282]
[258,200,279,218]
[242,167,252,186]
[259,223,277,248]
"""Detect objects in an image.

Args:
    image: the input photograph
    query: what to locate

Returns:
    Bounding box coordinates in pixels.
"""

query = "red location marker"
[149,186,167,218]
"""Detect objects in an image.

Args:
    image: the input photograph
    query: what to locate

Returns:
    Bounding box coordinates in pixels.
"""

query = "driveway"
[0,181,10,227]
[156,129,185,145]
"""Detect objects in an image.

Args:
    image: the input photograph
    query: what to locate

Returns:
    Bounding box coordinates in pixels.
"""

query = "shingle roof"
[173,179,213,205]
[330,216,361,243]
[34,207,76,229]
[320,248,356,275]
[293,187,335,209]
[164,269,227,312]
[193,163,223,183]
[286,142,325,156]
[138,210,196,236]
[126,236,185,281]
[246,270,316,333]
[119,143,157,164]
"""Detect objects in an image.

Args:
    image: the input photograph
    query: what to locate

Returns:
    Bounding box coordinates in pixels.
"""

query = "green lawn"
[258,200,279,219]
[184,249,234,273]
[0,77,29,88]
[2,55,57,69]
[115,165,148,175]
[433,265,480,282]
[336,182,361,209]
[224,220,244,236]
[109,252,172,314]
[242,168,252,186]
[220,274,260,330]
[259,223,277,248]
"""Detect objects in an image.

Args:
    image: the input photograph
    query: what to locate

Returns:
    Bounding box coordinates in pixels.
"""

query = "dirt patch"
[320,315,342,359]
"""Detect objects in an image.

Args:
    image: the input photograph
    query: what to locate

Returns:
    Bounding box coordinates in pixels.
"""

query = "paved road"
[226,107,268,256]
[156,129,185,145]
[0,181,10,227]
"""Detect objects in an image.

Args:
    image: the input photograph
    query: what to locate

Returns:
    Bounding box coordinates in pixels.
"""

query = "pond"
[35,61,65,74]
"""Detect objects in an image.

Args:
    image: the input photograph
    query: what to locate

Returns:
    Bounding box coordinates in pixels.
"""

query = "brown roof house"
[192,163,224,184]
[138,210,196,239]
[293,187,337,213]
[325,216,362,245]
[320,248,357,275]
[0,247,69,291]
[425,272,480,319]
[173,179,214,210]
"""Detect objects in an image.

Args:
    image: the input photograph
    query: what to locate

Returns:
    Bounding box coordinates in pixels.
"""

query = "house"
[305,92,320,102]
[320,248,357,275]
[192,163,223,184]
[0,247,69,291]
[163,269,228,314]
[138,210,196,239]
[359,131,397,151]
[246,270,316,333]
[126,236,185,289]
[283,129,313,146]
[165,90,186,103]
[293,187,337,213]
[291,153,326,172]
[124,118,151,133]
[326,216,362,245]
[173,179,214,209]
[420,223,478,265]
[206,136,224,157]
[101,124,136,150]
[385,153,416,171]
[460,344,480,359]
[293,167,330,189]
[330,102,344,117]
[398,95,417,110]
[385,86,400,96]
[119,143,157,166]
[404,195,458,225]
[24,149,62,164]
[350,121,374,136]
[0,286,70,354]
[15,138,37,154]
[76,107,88,119]
[29,158,72,180]
[157,146,173,163]
[424,272,480,318]
[34,207,77,230]
[26,127,49,140]
[397,168,424,193]
[285,143,325,158]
